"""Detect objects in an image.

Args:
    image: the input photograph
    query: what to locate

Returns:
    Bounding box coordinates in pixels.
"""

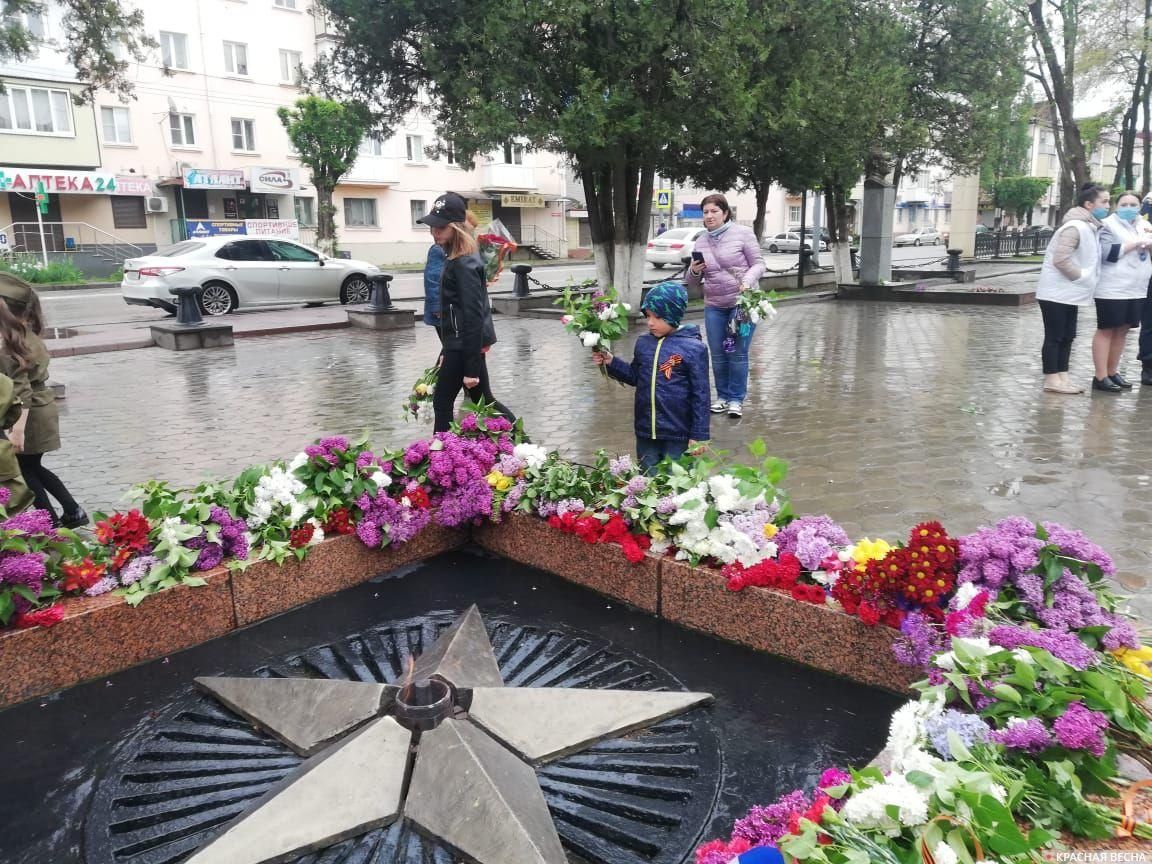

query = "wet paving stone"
[50,299,1151,621]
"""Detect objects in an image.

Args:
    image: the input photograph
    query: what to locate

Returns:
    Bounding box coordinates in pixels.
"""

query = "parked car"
[1019,225,1054,238]
[763,231,828,253]
[121,236,381,316]
[893,226,943,247]
[645,227,706,268]
[974,224,992,235]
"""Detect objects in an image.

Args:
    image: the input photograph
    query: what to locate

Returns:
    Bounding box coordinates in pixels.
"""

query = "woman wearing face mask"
[1035,183,1110,394]
[1091,191,1152,392]
[685,193,765,418]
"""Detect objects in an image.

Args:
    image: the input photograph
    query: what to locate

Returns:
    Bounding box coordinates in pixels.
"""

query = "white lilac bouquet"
[403,366,438,423]
[555,284,632,378]
[724,285,778,353]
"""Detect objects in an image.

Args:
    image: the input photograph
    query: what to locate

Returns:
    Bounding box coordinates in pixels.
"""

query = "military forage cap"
[0,272,32,305]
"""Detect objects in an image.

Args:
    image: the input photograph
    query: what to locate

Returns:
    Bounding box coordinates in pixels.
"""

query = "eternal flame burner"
[182,606,714,864]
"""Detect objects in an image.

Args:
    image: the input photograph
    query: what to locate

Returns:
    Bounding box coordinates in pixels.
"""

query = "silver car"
[893,226,942,247]
[121,236,381,316]
[763,231,828,253]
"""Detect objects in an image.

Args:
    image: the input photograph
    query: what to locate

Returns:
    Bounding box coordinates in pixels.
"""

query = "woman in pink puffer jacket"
[685,193,765,418]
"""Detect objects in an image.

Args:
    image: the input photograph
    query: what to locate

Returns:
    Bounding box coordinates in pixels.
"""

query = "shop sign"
[114,177,155,196]
[0,166,119,194]
[183,168,246,190]
[186,220,247,238]
[500,193,545,208]
[470,200,494,225]
[245,219,300,240]
[247,166,302,193]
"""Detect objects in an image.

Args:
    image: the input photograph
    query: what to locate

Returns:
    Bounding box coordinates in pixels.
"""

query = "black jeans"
[1039,300,1078,374]
[432,350,517,433]
[16,452,78,522]
[1139,279,1152,370]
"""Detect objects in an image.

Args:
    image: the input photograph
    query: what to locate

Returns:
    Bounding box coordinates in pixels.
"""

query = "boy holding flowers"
[593,281,710,471]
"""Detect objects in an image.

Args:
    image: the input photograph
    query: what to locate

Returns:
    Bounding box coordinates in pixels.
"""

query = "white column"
[948,172,980,257]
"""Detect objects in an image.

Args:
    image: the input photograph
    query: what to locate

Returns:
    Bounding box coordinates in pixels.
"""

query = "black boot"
[1143,367,1152,386]
[60,508,89,529]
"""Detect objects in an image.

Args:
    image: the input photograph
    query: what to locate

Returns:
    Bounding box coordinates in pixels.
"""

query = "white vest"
[1094,214,1152,300]
[1036,220,1099,306]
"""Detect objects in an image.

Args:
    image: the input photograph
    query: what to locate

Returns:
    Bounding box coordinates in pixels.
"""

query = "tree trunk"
[1026,0,1090,209]
[1114,58,1145,191]
[752,180,770,244]
[577,153,655,305]
[824,180,855,284]
[314,179,337,256]
[1144,78,1151,197]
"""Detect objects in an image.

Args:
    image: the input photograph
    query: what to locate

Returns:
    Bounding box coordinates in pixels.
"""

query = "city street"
[41,245,951,329]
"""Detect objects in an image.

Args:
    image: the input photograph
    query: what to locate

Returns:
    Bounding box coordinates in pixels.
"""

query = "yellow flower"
[485,471,504,488]
[850,537,891,567]
[1113,646,1152,678]
[414,383,430,396]
[495,476,514,492]
[763,523,779,539]
[649,524,667,542]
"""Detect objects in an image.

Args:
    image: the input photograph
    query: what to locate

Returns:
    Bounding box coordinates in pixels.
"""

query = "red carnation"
[323,508,356,536]
[405,486,431,509]
[858,602,881,627]
[289,523,315,549]
[14,605,65,629]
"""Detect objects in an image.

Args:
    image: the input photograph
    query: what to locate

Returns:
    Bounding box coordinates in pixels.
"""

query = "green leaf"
[905,770,935,788]
[991,683,1022,703]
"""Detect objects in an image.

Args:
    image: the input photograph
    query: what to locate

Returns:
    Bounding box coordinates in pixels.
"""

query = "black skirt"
[1095,297,1145,329]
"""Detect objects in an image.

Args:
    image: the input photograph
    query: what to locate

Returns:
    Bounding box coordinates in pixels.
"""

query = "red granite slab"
[230,526,467,626]
[0,569,235,708]
[473,514,661,613]
[659,558,918,694]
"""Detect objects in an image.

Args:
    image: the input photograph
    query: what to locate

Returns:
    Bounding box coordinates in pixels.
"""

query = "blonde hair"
[464,209,479,234]
[444,222,478,259]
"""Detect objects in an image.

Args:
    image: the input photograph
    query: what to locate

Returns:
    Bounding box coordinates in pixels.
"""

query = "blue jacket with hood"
[607,324,711,442]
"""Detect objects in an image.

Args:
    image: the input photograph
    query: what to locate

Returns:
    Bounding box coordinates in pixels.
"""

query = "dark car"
[1020,225,1054,238]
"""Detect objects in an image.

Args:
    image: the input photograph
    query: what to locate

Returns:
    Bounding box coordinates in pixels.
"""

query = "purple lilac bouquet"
[775,515,850,571]
[185,506,250,572]
[355,489,432,548]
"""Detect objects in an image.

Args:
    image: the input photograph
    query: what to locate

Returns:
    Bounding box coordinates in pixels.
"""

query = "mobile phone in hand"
[691,251,704,263]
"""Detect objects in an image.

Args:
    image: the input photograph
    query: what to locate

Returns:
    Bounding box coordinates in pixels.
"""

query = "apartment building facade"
[0,0,571,266]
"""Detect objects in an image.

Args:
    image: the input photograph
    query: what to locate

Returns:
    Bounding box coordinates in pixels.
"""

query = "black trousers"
[1139,279,1152,369]
[432,346,517,433]
[1039,299,1078,374]
[16,452,78,522]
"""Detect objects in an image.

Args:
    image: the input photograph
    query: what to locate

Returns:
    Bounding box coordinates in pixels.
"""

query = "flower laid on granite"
[355,487,432,548]
[403,365,438,424]
[923,708,990,760]
[13,604,64,629]
[60,557,108,593]
[547,511,652,563]
[775,515,850,571]
[0,504,59,625]
[989,716,1052,753]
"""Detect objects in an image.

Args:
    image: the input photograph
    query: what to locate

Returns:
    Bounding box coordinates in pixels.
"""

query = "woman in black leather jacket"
[419,192,516,432]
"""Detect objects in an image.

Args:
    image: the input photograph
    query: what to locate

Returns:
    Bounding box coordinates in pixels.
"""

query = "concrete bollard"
[368,274,397,312]
[512,265,532,299]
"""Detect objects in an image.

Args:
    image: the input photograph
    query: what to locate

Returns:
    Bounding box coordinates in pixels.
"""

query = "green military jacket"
[0,332,59,454]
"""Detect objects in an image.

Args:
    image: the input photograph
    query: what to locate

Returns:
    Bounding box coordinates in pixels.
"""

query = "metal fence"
[973,230,1053,260]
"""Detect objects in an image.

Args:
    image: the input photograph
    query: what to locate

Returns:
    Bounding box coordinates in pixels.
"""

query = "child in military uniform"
[0,373,33,513]
[0,273,86,526]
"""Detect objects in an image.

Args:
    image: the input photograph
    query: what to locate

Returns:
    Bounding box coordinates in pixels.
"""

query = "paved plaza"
[49,296,1152,621]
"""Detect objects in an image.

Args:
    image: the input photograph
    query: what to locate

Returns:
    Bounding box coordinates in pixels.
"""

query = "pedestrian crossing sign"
[656,191,671,209]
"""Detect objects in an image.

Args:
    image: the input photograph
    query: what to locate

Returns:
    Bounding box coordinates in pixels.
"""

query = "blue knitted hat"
[640,280,688,327]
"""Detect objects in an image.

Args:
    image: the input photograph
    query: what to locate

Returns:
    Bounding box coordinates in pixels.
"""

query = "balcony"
[479,162,537,192]
[899,187,931,204]
[342,155,400,187]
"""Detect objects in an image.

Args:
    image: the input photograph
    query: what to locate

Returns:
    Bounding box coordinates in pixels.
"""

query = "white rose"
[580,331,600,348]
[370,470,390,489]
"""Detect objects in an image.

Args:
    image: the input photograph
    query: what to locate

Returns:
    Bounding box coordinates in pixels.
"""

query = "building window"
[444,140,457,165]
[169,112,196,147]
[359,136,383,157]
[405,134,424,162]
[278,49,302,84]
[410,199,427,227]
[159,31,189,70]
[787,205,801,225]
[100,106,132,144]
[502,141,524,165]
[11,9,46,39]
[223,41,249,76]
[274,0,297,7]
[111,196,147,229]
[231,118,255,152]
[344,197,377,227]
[0,86,72,135]
[294,197,315,226]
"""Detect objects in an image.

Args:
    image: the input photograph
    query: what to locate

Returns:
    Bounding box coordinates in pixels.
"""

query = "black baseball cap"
[418,192,467,227]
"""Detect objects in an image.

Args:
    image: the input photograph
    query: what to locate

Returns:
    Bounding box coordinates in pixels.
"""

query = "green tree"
[993,176,1052,224]
[979,92,1035,196]
[312,0,757,302]
[1,0,155,102]
[277,96,372,255]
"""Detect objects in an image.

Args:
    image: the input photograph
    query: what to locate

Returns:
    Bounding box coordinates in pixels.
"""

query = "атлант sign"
[182,168,247,190]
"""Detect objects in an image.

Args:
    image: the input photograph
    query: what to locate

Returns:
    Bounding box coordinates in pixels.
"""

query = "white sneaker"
[727,401,743,417]
[710,400,727,414]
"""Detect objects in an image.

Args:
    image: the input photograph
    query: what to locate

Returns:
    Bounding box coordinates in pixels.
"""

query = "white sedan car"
[121,236,381,316]
[645,227,705,267]
[893,227,943,247]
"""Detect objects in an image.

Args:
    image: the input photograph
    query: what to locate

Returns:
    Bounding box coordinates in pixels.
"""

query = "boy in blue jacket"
[593,281,710,472]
